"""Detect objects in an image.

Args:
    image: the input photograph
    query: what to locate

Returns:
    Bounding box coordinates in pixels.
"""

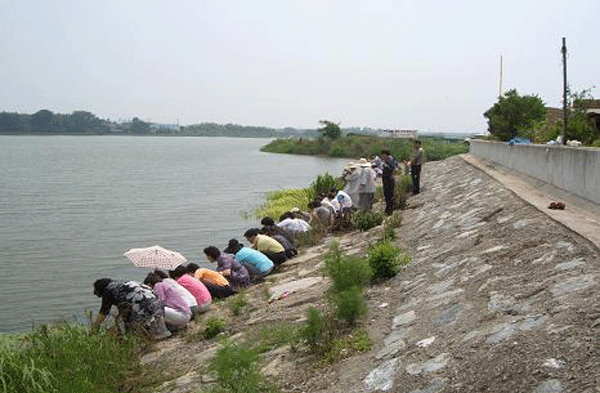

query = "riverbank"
[260,134,468,162]
[6,153,600,392]
[144,154,600,393]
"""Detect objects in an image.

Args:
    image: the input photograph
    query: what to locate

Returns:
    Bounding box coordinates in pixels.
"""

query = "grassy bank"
[260,134,468,162]
[0,322,149,393]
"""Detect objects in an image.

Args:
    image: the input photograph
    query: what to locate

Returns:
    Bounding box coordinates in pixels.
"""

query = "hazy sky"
[1,1,598,132]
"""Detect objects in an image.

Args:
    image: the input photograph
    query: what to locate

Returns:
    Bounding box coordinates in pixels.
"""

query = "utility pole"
[561,37,568,145]
[499,55,503,98]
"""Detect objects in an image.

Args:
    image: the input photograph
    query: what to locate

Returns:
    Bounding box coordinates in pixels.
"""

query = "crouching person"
[91,278,171,340]
[224,238,274,283]
[244,228,287,266]
[203,246,252,291]
[144,272,191,331]
[169,266,212,313]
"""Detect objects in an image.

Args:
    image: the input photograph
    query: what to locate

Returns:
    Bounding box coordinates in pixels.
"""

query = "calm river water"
[0,136,348,332]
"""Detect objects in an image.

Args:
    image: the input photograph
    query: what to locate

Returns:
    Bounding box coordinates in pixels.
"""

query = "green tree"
[319,120,342,139]
[130,117,151,134]
[0,112,30,133]
[30,109,54,132]
[483,89,546,141]
[568,89,598,144]
[63,111,107,134]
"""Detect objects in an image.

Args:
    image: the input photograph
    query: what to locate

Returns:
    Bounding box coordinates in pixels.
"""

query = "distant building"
[380,129,418,139]
[546,107,564,124]
[546,100,600,136]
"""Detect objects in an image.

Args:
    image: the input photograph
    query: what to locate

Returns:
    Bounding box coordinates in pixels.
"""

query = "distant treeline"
[261,134,469,162]
[0,109,322,138]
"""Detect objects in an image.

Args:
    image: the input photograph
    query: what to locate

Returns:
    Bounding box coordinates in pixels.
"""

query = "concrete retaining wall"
[469,140,600,204]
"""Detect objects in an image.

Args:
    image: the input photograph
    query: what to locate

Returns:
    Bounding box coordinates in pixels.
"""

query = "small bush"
[381,226,396,241]
[332,286,367,326]
[295,222,328,247]
[306,172,343,201]
[207,343,279,393]
[395,175,412,209]
[300,307,327,350]
[228,293,248,316]
[204,317,227,339]
[385,210,403,228]
[367,241,411,280]
[323,242,372,293]
[353,210,384,231]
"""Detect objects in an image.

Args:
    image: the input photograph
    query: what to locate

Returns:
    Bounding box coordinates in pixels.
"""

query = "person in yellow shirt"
[243,228,287,266]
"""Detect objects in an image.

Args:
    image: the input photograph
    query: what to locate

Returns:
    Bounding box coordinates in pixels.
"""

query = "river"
[0,136,349,332]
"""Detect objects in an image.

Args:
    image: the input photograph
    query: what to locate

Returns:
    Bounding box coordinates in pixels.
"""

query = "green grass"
[227,292,248,316]
[247,323,302,354]
[0,322,143,393]
[323,329,372,364]
[253,188,309,219]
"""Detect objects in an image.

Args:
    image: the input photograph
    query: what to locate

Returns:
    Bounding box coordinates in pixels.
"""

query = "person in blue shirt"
[223,238,274,281]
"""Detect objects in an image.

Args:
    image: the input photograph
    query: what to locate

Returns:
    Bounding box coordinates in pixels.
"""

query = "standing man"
[380,149,397,215]
[408,140,424,195]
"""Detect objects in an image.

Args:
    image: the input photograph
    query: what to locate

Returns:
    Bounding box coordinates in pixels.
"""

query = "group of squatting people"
[91,145,424,340]
[90,211,313,340]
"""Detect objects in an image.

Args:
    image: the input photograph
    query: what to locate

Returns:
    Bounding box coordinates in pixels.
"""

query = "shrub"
[385,210,403,228]
[395,175,412,209]
[300,307,327,350]
[306,172,342,201]
[323,242,372,293]
[207,344,278,393]
[353,210,384,231]
[204,317,227,339]
[381,226,396,241]
[332,286,367,326]
[367,241,411,280]
[295,222,328,247]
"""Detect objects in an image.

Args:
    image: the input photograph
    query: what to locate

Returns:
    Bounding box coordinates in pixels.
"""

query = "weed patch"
[228,293,248,316]
[353,210,384,231]
[207,343,279,393]
[204,317,227,339]
[0,322,142,393]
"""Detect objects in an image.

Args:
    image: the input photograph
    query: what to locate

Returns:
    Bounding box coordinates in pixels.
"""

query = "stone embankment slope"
[147,154,600,393]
